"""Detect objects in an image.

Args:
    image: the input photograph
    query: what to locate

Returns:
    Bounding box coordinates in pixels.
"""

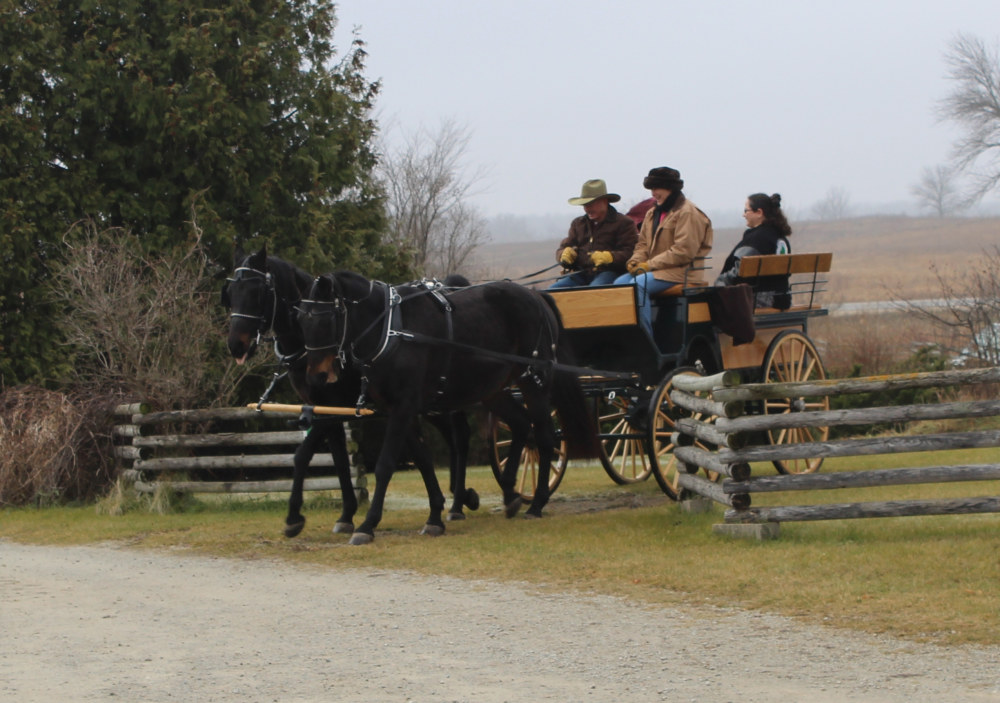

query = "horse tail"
[540,293,600,460]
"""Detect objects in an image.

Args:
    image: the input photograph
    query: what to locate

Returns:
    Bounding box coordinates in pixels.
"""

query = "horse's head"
[296,274,344,386]
[223,244,274,365]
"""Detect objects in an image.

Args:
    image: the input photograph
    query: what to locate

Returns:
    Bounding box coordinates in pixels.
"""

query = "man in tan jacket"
[614,167,713,336]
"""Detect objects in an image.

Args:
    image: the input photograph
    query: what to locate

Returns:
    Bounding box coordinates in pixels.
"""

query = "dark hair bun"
[770,193,782,207]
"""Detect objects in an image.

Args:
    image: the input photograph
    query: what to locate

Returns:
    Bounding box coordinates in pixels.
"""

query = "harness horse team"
[224,167,834,545]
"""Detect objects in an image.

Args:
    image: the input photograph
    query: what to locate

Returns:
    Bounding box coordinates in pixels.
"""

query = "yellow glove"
[590,251,613,267]
[627,260,651,276]
[559,248,577,265]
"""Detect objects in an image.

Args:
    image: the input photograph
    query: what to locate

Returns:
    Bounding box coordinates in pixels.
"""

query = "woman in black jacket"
[715,193,792,309]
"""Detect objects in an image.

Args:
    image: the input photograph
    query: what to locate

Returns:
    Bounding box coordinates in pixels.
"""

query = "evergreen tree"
[0,0,404,385]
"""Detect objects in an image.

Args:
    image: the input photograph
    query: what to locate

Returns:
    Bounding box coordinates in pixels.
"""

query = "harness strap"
[255,370,289,410]
[390,330,633,380]
[434,293,454,402]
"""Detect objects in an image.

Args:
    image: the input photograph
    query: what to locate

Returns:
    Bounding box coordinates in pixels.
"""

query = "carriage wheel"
[596,393,653,484]
[761,330,830,475]
[648,367,720,500]
[486,410,567,500]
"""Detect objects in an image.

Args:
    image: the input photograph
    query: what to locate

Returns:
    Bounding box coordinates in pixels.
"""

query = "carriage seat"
[738,252,833,314]
[737,252,832,278]
[650,256,711,297]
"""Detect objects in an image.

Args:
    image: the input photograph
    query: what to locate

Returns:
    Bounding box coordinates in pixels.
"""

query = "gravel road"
[2,540,999,703]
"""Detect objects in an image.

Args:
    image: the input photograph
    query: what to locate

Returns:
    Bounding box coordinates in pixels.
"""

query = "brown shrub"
[51,219,263,411]
[811,312,937,377]
[0,386,117,507]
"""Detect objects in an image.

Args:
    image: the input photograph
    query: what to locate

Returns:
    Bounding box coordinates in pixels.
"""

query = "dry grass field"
[478,216,1000,303]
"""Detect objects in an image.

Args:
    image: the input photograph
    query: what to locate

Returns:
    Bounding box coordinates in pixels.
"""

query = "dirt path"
[2,540,999,703]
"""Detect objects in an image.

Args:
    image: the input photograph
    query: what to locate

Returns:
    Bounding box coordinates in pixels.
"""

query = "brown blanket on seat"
[709,284,756,346]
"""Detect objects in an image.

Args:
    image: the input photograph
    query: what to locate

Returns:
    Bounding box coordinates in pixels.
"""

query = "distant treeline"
[487,201,1000,243]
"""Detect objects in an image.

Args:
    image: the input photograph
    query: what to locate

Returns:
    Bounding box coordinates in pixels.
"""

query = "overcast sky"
[335,1,999,219]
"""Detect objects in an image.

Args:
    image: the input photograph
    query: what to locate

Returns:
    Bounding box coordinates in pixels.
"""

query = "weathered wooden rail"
[669,367,1000,535]
[112,405,367,498]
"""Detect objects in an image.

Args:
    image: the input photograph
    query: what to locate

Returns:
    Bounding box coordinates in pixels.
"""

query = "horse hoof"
[446,512,465,521]
[420,524,445,537]
[504,495,524,519]
[284,518,306,538]
[523,512,542,520]
[465,488,481,511]
[332,522,354,534]
[348,532,374,546]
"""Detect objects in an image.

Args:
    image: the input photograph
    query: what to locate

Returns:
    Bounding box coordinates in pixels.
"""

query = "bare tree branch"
[51,213,263,410]
[379,119,490,277]
[811,187,851,221]
[897,247,1000,366]
[938,33,1000,204]
[910,164,964,216]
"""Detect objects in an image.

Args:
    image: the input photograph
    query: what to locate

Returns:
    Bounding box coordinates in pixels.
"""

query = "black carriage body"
[548,284,827,389]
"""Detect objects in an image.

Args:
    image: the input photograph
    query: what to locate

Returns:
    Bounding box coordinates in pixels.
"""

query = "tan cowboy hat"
[568,179,621,206]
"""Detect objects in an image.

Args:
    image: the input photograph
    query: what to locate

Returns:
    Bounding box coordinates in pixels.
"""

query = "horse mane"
[237,249,313,303]
[330,270,374,301]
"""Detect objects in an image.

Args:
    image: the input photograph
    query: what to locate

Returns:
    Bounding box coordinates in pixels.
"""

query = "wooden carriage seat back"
[739,252,833,314]
[548,286,637,329]
[738,252,832,278]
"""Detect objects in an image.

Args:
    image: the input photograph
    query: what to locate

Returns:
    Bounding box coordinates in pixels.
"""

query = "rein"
[389,329,632,380]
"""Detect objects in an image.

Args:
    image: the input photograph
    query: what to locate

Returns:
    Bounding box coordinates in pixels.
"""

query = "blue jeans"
[613,272,679,337]
[548,269,619,289]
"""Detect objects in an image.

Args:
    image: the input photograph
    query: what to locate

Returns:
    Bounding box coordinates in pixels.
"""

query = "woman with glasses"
[715,193,793,309]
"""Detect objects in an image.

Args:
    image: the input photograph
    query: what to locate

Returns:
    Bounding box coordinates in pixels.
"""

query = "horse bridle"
[226,265,278,347]
[297,285,348,359]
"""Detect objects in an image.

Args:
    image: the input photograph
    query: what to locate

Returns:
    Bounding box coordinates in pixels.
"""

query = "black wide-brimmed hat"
[643,167,684,191]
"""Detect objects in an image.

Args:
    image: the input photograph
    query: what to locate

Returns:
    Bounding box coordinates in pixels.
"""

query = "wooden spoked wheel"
[761,330,830,475]
[648,367,720,500]
[596,393,653,484]
[486,410,567,500]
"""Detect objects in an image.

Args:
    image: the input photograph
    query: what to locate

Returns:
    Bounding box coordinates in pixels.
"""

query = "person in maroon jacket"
[550,179,638,289]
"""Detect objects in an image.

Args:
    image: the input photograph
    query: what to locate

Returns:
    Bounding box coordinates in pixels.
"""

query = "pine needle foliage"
[1,0,407,385]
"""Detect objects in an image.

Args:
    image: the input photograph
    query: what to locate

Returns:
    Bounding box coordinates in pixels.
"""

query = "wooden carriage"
[487,252,834,500]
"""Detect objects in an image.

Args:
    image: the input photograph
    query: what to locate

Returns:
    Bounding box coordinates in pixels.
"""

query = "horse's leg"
[425,413,461,518]
[350,405,415,545]
[406,424,447,536]
[285,424,323,538]
[449,411,477,516]
[522,386,556,519]
[426,412,475,520]
[326,421,358,534]
[483,393,532,518]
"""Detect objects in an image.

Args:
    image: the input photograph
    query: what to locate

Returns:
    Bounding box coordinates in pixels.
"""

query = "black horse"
[223,246,478,538]
[298,271,599,544]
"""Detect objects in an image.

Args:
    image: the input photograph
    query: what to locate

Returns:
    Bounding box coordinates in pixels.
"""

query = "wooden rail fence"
[112,405,367,498]
[669,367,1000,533]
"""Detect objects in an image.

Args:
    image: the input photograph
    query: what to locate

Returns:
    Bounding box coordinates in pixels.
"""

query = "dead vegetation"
[51,218,262,411]
[0,386,118,507]
[811,312,939,376]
